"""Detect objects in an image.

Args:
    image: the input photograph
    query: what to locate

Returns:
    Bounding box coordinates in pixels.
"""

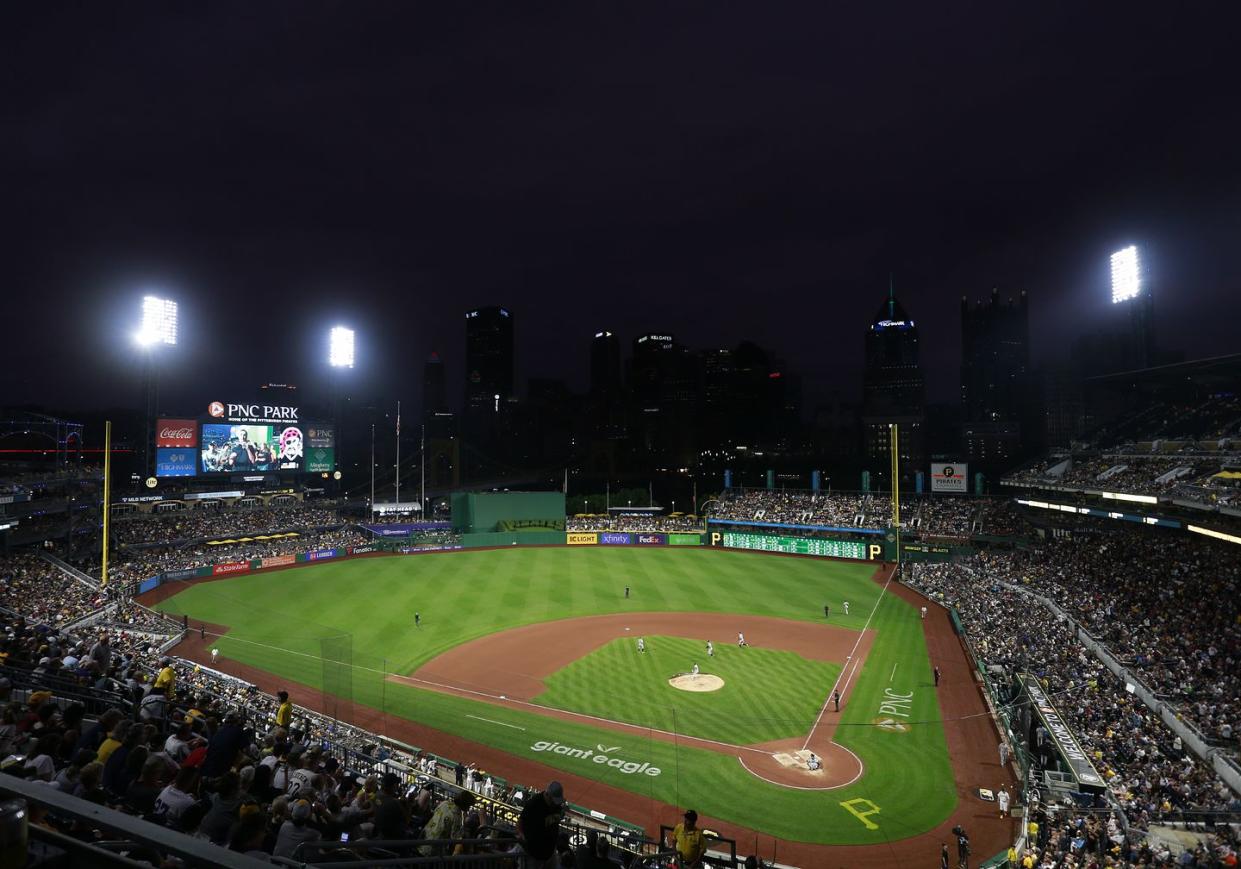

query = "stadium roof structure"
[0,409,84,462]
[1085,352,1241,392]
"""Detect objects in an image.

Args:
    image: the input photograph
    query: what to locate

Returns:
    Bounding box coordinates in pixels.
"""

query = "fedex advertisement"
[635,533,667,545]
[156,419,198,448]
[155,448,197,478]
[599,532,632,545]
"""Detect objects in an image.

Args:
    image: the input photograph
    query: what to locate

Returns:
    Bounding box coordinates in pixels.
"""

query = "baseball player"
[997,786,1010,818]
[737,632,747,647]
[414,612,421,628]
[921,605,928,620]
[706,640,714,658]
[691,663,700,676]
[637,637,646,653]
[843,600,850,615]
[211,648,219,664]
[824,604,830,619]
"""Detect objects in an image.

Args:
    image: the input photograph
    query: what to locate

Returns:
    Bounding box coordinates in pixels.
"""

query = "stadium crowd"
[908,546,1241,867]
[565,515,703,532]
[112,505,343,546]
[109,527,368,586]
[0,549,651,867]
[970,528,1240,746]
[711,491,870,527]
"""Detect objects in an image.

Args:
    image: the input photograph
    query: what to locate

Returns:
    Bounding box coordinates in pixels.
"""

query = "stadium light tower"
[1110,245,1141,304]
[134,295,178,346]
[133,295,177,480]
[329,326,355,368]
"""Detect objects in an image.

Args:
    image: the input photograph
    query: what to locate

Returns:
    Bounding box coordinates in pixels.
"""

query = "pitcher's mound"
[668,674,724,692]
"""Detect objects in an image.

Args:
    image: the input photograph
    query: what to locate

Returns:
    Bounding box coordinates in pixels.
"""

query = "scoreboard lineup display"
[721,531,867,560]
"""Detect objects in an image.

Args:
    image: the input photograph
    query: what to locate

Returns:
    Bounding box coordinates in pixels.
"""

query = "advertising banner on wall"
[567,532,598,545]
[155,448,197,477]
[307,549,338,561]
[667,533,704,546]
[162,568,199,582]
[599,532,631,545]
[156,419,198,448]
[350,545,380,555]
[305,447,335,473]
[262,554,296,568]
[634,533,667,545]
[930,463,968,493]
[212,562,251,576]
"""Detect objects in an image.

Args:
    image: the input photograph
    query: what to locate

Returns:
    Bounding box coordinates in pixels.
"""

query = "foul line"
[801,566,896,751]
[466,715,526,731]
[889,662,898,683]
[198,632,771,757]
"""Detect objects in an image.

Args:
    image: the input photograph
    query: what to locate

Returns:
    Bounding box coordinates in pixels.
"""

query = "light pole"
[328,326,354,491]
[133,296,178,478]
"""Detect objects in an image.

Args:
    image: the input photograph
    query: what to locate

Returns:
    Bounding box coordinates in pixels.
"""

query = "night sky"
[9,3,1240,418]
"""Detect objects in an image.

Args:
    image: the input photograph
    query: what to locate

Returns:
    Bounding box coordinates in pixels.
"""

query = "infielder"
[637,637,646,653]
[691,663,700,676]
[737,632,747,647]
[706,640,714,658]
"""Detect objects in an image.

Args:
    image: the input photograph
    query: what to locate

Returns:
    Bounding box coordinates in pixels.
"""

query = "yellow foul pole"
[890,423,900,577]
[102,420,111,587]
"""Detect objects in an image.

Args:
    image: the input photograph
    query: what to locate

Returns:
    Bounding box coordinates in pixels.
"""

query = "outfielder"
[843,600,850,615]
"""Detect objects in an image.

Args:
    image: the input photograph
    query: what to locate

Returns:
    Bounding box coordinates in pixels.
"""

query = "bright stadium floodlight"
[329,326,355,368]
[135,296,178,346]
[1111,245,1141,304]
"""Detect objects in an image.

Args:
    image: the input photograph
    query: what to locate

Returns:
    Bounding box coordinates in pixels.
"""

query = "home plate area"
[772,749,823,773]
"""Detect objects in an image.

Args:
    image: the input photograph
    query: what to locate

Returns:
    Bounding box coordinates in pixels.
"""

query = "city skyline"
[8,5,1240,418]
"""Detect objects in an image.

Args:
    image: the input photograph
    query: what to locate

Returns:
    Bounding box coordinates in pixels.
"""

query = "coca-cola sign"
[156,419,198,448]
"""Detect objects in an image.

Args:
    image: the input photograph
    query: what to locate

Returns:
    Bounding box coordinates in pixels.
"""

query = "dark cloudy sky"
[8,2,1240,417]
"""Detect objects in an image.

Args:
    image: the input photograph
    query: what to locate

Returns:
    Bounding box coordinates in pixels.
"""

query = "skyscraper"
[960,289,1029,466]
[590,330,621,399]
[463,307,514,480]
[629,333,696,466]
[464,307,514,415]
[423,351,447,416]
[862,284,926,478]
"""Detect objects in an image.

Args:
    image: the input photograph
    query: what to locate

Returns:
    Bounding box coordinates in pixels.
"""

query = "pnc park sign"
[208,401,300,424]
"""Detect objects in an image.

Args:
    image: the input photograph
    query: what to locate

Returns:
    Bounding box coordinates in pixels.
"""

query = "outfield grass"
[156,548,956,844]
[536,636,841,745]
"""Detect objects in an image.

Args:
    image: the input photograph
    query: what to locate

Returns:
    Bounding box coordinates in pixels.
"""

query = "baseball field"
[149,546,993,855]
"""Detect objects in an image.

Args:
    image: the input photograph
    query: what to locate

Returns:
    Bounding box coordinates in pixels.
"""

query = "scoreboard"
[721,532,867,560]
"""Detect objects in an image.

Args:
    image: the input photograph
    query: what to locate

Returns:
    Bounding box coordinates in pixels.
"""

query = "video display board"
[200,423,304,474]
[155,401,334,478]
[721,531,867,560]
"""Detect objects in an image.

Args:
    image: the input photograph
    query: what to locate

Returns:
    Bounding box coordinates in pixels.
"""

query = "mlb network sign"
[208,401,299,424]
[930,462,968,493]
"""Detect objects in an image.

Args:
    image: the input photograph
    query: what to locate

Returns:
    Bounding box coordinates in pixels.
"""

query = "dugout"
[450,491,566,533]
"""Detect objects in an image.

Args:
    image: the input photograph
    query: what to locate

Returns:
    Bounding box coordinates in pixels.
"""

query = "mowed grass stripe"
[157,548,955,845]
[526,632,836,746]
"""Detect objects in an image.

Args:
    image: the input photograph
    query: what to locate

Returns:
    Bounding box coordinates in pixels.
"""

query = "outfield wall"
[451,491,566,533]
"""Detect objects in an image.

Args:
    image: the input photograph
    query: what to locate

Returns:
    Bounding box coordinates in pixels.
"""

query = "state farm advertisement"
[212,562,251,576]
[156,419,198,448]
